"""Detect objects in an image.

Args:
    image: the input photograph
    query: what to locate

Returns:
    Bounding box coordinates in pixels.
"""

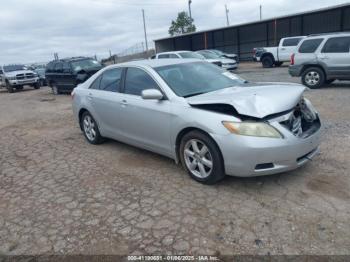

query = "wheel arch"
[301,64,327,78]
[78,108,89,130]
[260,52,275,62]
[174,127,224,166]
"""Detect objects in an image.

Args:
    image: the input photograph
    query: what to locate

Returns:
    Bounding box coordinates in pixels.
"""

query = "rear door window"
[321,37,350,53]
[298,39,323,53]
[62,62,71,73]
[169,54,179,58]
[158,54,170,59]
[90,75,102,90]
[282,38,303,46]
[46,62,54,73]
[99,68,123,92]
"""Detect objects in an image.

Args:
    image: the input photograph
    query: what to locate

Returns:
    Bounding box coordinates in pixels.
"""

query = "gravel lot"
[0,62,349,256]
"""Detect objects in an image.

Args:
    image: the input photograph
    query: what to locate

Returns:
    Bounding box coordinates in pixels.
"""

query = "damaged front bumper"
[213,125,321,177]
[212,111,321,177]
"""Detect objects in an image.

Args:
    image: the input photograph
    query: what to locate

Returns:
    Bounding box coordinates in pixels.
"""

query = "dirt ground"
[0,62,349,256]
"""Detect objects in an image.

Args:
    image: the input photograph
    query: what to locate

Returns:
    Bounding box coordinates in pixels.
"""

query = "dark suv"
[45,57,103,94]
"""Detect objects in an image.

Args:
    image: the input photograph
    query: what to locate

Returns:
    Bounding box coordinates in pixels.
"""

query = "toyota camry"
[72,59,321,184]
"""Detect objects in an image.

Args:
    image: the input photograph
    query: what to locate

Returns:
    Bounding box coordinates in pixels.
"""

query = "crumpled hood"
[5,70,35,77]
[186,83,306,118]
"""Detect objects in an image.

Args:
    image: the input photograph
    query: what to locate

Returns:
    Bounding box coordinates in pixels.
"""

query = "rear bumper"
[289,65,303,77]
[212,123,321,177]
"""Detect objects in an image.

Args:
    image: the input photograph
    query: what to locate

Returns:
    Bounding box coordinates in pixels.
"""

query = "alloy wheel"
[184,139,213,179]
[305,71,320,86]
[83,115,97,142]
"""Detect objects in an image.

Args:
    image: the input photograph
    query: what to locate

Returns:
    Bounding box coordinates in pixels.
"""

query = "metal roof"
[154,3,350,42]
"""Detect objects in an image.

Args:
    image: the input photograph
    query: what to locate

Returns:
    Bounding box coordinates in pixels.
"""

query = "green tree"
[168,11,196,36]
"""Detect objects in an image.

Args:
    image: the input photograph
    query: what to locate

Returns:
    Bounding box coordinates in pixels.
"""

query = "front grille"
[16,74,24,80]
[16,73,35,80]
[25,73,35,79]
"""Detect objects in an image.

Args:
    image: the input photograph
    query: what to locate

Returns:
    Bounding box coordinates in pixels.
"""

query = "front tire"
[302,67,325,89]
[6,82,14,93]
[52,83,60,95]
[180,131,225,185]
[81,111,104,145]
[34,82,40,89]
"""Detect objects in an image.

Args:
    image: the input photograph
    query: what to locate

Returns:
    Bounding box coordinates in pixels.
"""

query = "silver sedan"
[72,59,321,184]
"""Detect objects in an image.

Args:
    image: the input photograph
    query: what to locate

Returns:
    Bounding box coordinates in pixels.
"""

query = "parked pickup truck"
[0,64,40,93]
[253,36,306,68]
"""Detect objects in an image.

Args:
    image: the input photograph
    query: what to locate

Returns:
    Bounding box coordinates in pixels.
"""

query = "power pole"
[225,4,230,26]
[188,0,192,19]
[260,5,262,20]
[142,9,148,51]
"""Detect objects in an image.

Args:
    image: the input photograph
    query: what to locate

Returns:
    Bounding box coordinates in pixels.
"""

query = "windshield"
[3,65,26,72]
[178,52,204,59]
[155,62,246,97]
[71,59,102,72]
[197,51,219,59]
[210,50,224,56]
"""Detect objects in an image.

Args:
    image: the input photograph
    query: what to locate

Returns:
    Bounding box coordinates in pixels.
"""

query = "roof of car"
[306,32,350,38]
[157,50,193,55]
[49,57,94,63]
[115,58,202,68]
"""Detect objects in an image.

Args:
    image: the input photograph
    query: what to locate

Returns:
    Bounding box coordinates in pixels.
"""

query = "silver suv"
[289,32,350,88]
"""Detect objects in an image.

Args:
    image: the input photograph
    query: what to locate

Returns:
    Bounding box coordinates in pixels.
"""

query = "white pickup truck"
[253,36,306,68]
[0,64,40,93]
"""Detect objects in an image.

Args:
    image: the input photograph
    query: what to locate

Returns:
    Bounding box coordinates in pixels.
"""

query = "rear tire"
[261,56,274,68]
[180,130,225,185]
[274,62,283,67]
[302,67,325,89]
[81,111,104,145]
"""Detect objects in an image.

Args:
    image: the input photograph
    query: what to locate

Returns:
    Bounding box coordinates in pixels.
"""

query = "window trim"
[121,66,168,100]
[321,36,350,53]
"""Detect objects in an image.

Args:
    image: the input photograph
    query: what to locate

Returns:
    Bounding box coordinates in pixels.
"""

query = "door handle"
[120,99,128,106]
[319,55,329,60]
[280,48,286,51]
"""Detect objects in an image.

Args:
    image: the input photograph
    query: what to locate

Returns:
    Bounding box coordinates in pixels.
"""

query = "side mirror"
[141,89,163,100]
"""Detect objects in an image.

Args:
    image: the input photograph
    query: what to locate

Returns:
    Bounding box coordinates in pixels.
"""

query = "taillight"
[71,91,75,99]
[253,48,256,56]
[291,53,295,65]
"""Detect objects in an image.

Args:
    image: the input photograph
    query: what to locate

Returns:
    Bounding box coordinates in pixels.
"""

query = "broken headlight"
[222,121,283,138]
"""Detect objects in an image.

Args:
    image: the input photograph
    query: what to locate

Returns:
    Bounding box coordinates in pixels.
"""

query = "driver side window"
[124,68,160,96]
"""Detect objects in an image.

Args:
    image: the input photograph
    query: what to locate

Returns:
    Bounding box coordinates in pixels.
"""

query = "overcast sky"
[0,0,348,64]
